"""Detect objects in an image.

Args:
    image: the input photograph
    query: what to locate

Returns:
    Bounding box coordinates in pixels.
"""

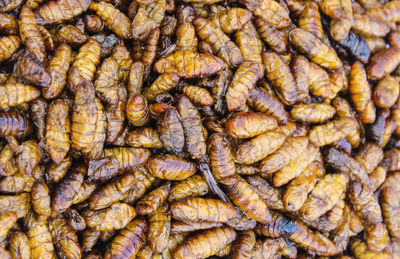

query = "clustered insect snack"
[0,0,400,258]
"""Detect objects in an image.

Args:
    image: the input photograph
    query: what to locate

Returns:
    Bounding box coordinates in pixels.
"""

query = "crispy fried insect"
[348,180,382,224]
[67,39,101,93]
[71,82,105,159]
[247,87,287,124]
[171,197,238,223]
[45,157,71,184]
[221,174,271,224]
[272,142,319,186]
[355,142,383,174]
[156,107,185,155]
[143,72,179,101]
[175,22,197,52]
[290,56,309,101]
[0,13,17,35]
[26,216,55,258]
[367,166,385,192]
[29,98,47,149]
[126,94,149,127]
[373,76,399,108]
[168,175,208,202]
[0,193,30,218]
[260,136,309,175]
[38,25,54,51]
[142,28,159,77]
[181,85,213,107]
[367,46,400,80]
[131,0,165,40]
[255,211,296,238]
[289,219,337,256]
[0,211,17,239]
[193,17,242,67]
[350,237,391,259]
[0,83,40,111]
[174,226,236,259]
[298,0,324,40]
[235,21,263,63]
[123,167,156,205]
[13,53,51,88]
[365,36,386,55]
[154,50,224,78]
[364,222,389,252]
[0,35,21,62]
[323,147,370,184]
[262,51,297,105]
[207,133,235,180]
[351,14,390,38]
[9,231,31,259]
[381,185,400,239]
[210,6,252,34]
[105,87,126,144]
[365,0,400,23]
[0,112,33,139]
[254,17,285,53]
[0,0,23,12]
[83,202,136,231]
[64,209,86,232]
[231,230,255,259]
[89,1,131,39]
[36,0,92,23]
[57,25,87,47]
[19,7,46,63]
[88,172,135,210]
[84,14,103,33]
[136,182,170,215]
[171,221,222,234]
[236,164,259,176]
[43,44,71,100]
[48,215,82,259]
[111,45,133,82]
[81,229,100,252]
[382,148,400,171]
[45,99,70,164]
[148,204,171,253]
[148,155,196,181]
[127,61,144,95]
[7,138,40,177]
[125,127,162,149]
[51,164,86,215]
[290,103,336,123]
[104,217,147,259]
[338,31,370,64]
[87,157,119,183]
[308,117,358,146]
[225,112,277,139]
[0,144,17,177]
[31,181,51,217]
[330,0,353,41]
[235,131,286,164]
[289,28,342,69]
[246,175,284,211]
[251,0,291,29]
[300,173,348,221]
[0,170,33,193]
[71,182,96,205]
[104,147,151,172]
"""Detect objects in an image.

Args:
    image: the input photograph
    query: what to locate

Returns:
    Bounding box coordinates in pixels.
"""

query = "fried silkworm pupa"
[348,180,382,224]
[64,208,86,232]
[255,17,286,53]
[367,46,400,80]
[81,229,100,252]
[45,99,70,164]
[127,61,144,95]
[260,136,309,175]
[180,85,214,107]
[13,52,51,88]
[207,133,236,180]
[300,173,348,221]
[235,131,287,164]
[83,202,136,231]
[143,72,179,101]
[350,237,391,259]
[225,112,278,139]
[125,127,162,149]
[104,147,151,172]
[298,0,324,40]
[171,197,238,223]
[38,25,54,52]
[221,174,272,224]
[156,107,185,155]
[171,221,223,234]
[247,86,287,124]
[0,13,17,35]
[338,31,370,64]
[56,25,87,48]
[0,193,30,218]
[88,171,135,210]
[175,22,198,52]
[289,28,342,69]
[36,0,92,23]
[0,84,40,111]
[67,39,101,93]
[290,103,336,123]
[105,87,127,144]
[289,219,337,256]
[231,230,255,259]
[0,35,21,62]
[89,1,131,39]
[26,213,55,258]
[168,175,208,202]
[71,82,106,160]
[136,182,171,215]
[142,28,160,78]
[29,98,47,148]
[147,154,196,180]
[148,204,171,253]
[130,0,166,40]
[177,95,206,159]
[210,6,252,34]
[364,222,389,252]
[126,94,149,127]
[104,217,147,259]
[84,14,104,33]
[0,211,17,239]
[93,56,119,105]
[48,215,82,259]
[373,76,399,109]
[381,185,400,240]
[308,117,358,147]
[45,156,71,184]
[9,231,31,259]
[154,50,224,78]
[193,17,243,68]
[8,138,41,177]
[252,0,291,29]
[173,226,237,259]
[51,163,86,216]
[246,175,285,211]
[0,144,18,177]
[234,21,263,64]
[255,211,296,237]
[19,7,46,62]
[262,51,297,105]
[0,112,33,139]
[31,181,51,218]
[355,142,383,174]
